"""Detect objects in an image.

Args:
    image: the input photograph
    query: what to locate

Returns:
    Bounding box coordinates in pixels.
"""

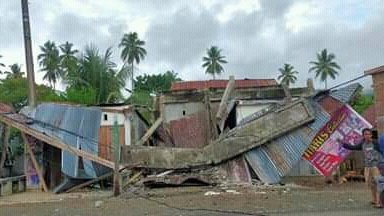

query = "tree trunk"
[131,63,134,92]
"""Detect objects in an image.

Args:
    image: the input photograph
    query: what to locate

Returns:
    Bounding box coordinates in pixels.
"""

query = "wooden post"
[21,133,48,192]
[21,0,37,107]
[113,115,121,196]
[0,126,10,177]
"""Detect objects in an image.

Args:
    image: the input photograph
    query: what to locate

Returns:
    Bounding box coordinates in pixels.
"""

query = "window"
[104,114,108,121]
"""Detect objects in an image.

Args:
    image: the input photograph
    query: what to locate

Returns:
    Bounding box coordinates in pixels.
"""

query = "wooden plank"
[135,118,163,146]
[66,172,113,193]
[216,76,235,132]
[22,133,49,192]
[123,171,143,189]
[0,126,10,177]
[0,114,116,169]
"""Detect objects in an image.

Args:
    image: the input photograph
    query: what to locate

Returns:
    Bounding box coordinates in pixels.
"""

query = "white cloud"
[217,0,261,23]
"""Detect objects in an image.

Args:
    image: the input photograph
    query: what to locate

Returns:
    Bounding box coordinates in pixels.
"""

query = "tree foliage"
[38,41,62,89]
[277,63,298,87]
[0,77,64,111]
[119,32,147,91]
[202,46,227,79]
[351,90,374,114]
[66,44,130,104]
[128,71,182,107]
[4,63,24,79]
[309,49,341,89]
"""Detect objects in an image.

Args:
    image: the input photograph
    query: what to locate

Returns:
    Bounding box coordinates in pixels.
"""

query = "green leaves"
[119,32,147,91]
[309,49,341,89]
[277,63,298,87]
[202,46,227,79]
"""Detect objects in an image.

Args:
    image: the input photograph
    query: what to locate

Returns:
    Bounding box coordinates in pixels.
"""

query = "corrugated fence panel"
[31,104,103,179]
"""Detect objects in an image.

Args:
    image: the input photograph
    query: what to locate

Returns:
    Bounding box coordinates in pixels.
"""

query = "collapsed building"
[0,75,372,194]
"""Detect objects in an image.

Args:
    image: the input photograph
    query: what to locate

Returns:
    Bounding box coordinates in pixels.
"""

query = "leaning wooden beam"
[21,133,49,192]
[216,76,235,132]
[65,163,140,193]
[135,117,163,146]
[66,172,113,193]
[0,114,116,169]
[0,126,10,177]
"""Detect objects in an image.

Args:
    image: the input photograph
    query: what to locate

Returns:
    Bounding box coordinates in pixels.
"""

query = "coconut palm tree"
[4,63,24,79]
[119,32,147,91]
[277,63,298,87]
[71,44,130,104]
[309,49,341,89]
[38,41,62,89]
[59,41,78,78]
[202,46,227,80]
[0,55,5,74]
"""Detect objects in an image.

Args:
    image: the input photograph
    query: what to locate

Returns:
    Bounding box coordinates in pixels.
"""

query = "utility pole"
[21,0,37,107]
[112,116,121,196]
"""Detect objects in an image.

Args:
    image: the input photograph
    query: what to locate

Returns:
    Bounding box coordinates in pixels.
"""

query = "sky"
[0,0,384,90]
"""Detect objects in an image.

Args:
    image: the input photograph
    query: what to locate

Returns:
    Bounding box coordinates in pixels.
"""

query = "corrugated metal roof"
[329,83,361,103]
[171,79,278,91]
[246,101,330,183]
[30,103,108,179]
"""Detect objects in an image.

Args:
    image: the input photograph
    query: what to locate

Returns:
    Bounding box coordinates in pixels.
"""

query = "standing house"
[98,104,148,161]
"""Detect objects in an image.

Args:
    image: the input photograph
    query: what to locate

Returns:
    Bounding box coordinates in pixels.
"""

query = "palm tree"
[309,49,341,89]
[59,41,78,78]
[277,63,298,87]
[0,55,5,74]
[4,63,24,79]
[71,44,130,104]
[202,46,227,80]
[38,41,62,89]
[119,32,147,91]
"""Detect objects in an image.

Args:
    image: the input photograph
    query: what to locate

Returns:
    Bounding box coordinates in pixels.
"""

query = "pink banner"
[303,105,372,176]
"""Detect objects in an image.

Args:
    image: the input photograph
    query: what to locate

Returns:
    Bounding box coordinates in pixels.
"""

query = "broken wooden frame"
[0,113,116,170]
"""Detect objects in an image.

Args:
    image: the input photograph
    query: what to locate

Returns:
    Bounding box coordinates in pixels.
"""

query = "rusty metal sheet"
[169,111,209,148]
[219,155,251,183]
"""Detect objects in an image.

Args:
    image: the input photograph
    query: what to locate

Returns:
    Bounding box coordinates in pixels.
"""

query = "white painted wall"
[100,112,125,126]
[100,112,133,146]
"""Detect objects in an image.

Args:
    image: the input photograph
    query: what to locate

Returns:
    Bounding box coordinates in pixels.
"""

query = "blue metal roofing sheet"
[329,83,361,104]
[31,103,104,179]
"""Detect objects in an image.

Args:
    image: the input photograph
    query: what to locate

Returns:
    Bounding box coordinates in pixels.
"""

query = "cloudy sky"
[1,0,384,90]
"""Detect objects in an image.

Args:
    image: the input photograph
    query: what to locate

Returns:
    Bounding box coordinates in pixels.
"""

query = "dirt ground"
[0,181,383,216]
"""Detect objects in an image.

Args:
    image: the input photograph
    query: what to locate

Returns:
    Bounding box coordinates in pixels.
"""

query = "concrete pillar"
[365,65,384,135]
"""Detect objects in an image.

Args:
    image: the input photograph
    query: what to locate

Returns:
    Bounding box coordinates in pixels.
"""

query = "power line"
[327,74,368,91]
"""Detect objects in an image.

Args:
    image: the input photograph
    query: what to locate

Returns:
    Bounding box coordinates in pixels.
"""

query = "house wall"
[163,102,205,123]
[100,112,125,126]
